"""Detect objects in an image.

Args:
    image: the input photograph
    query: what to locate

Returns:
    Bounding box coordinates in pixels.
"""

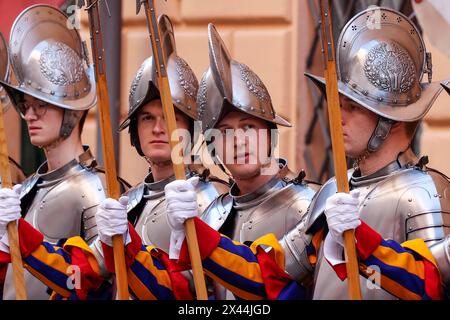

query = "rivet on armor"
[409,227,413,231]
[187,105,191,110]
[75,91,80,97]
[250,107,255,111]
[84,87,88,92]
[37,86,42,91]
[27,80,32,85]
[298,210,303,213]
[212,117,216,121]
[176,99,181,104]
[249,220,253,224]
[352,83,357,89]
[98,188,102,191]
[218,217,222,220]
[393,99,398,104]
[434,194,438,197]
[378,97,383,102]
[63,93,67,97]
[81,195,85,198]
[42,200,46,203]
[249,226,252,230]
[82,207,86,210]
[363,90,368,96]
[408,198,412,202]
[50,91,55,95]
[198,204,202,207]
[40,205,43,210]
[291,237,295,242]
[152,219,156,223]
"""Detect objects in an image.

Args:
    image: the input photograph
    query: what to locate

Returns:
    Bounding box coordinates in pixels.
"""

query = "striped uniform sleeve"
[101,223,193,300]
[0,219,105,300]
[331,221,443,300]
[175,218,307,300]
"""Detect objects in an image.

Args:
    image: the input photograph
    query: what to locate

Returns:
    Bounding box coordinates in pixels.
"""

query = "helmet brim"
[0,67,97,113]
[305,72,443,122]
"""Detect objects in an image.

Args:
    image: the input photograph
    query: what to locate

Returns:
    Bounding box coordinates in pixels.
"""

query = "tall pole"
[137,0,208,300]
[79,0,129,300]
[319,0,362,300]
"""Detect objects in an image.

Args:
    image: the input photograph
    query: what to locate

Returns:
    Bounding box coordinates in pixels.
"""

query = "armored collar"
[231,158,288,209]
[36,145,95,187]
[143,169,193,199]
[351,148,418,187]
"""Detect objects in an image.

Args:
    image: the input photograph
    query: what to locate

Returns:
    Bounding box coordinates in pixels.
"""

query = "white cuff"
[0,232,10,254]
[323,233,345,266]
[169,230,185,260]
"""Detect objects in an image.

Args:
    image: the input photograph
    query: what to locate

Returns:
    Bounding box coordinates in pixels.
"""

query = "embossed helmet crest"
[306,7,444,122]
[0,4,96,112]
[198,23,291,133]
[119,14,199,131]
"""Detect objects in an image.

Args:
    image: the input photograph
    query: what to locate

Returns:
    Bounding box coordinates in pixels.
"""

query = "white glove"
[165,177,199,259]
[324,190,361,247]
[95,196,131,247]
[0,185,22,253]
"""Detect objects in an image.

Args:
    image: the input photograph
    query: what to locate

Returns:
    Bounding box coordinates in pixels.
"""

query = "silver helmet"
[0,5,96,138]
[306,7,443,123]
[118,14,199,156]
[198,23,291,133]
[119,14,198,132]
[0,32,10,112]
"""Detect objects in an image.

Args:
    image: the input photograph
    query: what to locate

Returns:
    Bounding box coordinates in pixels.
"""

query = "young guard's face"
[22,95,64,147]
[215,110,272,180]
[339,95,378,158]
[137,99,190,163]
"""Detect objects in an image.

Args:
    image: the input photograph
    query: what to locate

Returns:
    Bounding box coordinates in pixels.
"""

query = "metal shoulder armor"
[200,193,234,231]
[240,182,318,242]
[305,170,354,232]
[357,167,450,244]
[400,168,450,244]
[22,166,107,244]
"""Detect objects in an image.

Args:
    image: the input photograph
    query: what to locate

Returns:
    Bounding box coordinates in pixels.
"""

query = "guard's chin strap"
[354,117,396,169]
[367,117,396,152]
[60,109,83,139]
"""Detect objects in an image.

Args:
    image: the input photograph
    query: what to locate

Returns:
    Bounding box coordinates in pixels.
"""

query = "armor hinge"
[415,155,429,169]
[292,169,306,185]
